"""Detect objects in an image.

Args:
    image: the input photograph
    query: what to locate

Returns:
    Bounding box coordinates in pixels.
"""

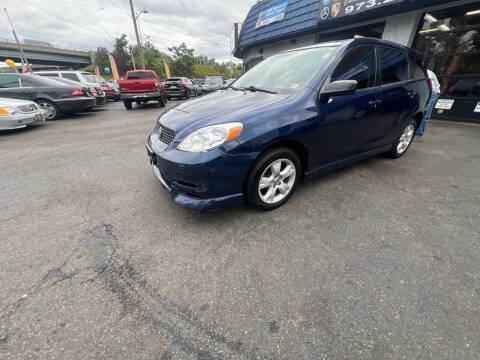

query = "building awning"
[235,0,454,58]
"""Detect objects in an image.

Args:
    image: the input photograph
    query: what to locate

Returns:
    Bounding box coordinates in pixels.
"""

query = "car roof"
[282,37,413,54]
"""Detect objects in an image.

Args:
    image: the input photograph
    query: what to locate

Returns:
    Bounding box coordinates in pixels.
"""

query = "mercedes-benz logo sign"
[320,6,330,20]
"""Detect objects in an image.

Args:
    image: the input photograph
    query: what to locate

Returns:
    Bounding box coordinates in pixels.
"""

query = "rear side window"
[0,75,20,88]
[380,48,409,84]
[62,73,80,81]
[331,46,377,89]
[410,59,426,80]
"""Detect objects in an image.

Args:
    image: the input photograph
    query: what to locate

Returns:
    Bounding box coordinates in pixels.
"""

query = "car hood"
[0,97,35,106]
[158,89,289,135]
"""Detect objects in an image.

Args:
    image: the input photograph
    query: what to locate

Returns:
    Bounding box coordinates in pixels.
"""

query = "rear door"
[314,45,382,165]
[374,47,415,143]
[18,77,38,101]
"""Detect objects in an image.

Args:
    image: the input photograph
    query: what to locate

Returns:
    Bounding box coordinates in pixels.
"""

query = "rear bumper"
[146,135,258,211]
[166,89,188,97]
[121,91,161,101]
[55,97,97,113]
[95,96,107,106]
[0,111,46,130]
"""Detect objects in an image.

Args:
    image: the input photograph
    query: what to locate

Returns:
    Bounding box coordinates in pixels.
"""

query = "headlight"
[0,106,19,116]
[177,122,243,153]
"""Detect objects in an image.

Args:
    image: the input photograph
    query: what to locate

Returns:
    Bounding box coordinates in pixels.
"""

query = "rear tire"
[246,147,301,211]
[123,100,132,110]
[387,120,417,158]
[158,95,166,107]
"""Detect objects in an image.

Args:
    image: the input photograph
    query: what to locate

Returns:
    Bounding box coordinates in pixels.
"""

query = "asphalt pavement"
[0,100,479,359]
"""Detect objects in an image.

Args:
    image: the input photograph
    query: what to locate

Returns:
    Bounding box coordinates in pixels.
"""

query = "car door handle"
[408,90,417,98]
[368,100,382,109]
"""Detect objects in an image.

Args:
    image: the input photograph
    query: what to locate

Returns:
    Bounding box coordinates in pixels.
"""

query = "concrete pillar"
[382,10,424,47]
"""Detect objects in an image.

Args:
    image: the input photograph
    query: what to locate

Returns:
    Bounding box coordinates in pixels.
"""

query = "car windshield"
[234,46,338,92]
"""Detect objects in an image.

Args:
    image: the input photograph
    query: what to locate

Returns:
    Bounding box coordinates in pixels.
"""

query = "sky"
[1,0,255,62]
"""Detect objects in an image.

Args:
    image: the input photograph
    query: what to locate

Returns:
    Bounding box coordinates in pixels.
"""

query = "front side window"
[381,48,409,84]
[234,46,338,92]
[20,78,37,87]
[0,75,20,88]
[331,46,377,89]
[63,73,80,82]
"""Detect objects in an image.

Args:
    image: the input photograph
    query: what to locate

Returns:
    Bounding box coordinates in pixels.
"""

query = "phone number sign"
[318,0,404,23]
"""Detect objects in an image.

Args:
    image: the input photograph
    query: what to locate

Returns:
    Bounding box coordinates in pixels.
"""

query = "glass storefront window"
[414,6,480,96]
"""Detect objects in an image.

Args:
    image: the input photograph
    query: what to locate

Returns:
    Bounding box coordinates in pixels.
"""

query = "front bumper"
[146,134,258,211]
[0,111,46,130]
[55,97,97,114]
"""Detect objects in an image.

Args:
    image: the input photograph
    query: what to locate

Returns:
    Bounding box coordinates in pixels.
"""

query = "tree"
[112,34,131,76]
[168,43,195,77]
[94,47,110,75]
[130,42,172,78]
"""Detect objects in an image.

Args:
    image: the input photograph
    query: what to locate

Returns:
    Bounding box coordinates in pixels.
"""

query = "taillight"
[70,88,83,97]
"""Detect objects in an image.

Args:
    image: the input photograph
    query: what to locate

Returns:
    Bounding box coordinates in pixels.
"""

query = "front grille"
[158,124,176,145]
[17,104,37,113]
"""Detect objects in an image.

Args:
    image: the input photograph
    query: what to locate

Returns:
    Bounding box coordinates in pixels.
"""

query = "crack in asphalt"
[1,223,273,359]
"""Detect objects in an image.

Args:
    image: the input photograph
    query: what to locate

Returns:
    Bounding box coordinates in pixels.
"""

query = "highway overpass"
[0,40,92,69]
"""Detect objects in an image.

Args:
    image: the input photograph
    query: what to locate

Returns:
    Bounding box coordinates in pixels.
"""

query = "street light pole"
[128,0,145,69]
[4,8,30,72]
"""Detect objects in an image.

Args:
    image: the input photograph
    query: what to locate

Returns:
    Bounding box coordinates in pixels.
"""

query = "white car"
[0,97,46,130]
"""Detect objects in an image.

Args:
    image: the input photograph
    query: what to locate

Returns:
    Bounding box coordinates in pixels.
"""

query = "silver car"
[0,97,46,130]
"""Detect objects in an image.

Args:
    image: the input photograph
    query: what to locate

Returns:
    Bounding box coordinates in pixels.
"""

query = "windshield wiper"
[240,86,278,94]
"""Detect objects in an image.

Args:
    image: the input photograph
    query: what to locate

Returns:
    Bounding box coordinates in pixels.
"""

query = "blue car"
[146,38,430,211]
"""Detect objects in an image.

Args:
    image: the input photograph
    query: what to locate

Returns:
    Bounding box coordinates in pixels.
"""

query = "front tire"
[387,120,417,158]
[36,99,59,120]
[123,100,132,110]
[246,147,301,211]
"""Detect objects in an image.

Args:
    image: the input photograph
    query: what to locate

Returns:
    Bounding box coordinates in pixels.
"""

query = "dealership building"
[234,0,480,123]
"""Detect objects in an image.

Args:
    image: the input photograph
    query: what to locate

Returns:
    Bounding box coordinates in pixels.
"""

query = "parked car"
[106,79,121,101]
[0,73,97,120]
[224,79,236,87]
[165,77,197,100]
[146,38,430,211]
[118,70,167,110]
[87,75,120,102]
[202,76,224,93]
[34,71,107,106]
[0,97,46,130]
[192,79,205,96]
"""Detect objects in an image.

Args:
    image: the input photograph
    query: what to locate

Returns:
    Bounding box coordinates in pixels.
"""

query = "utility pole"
[128,0,145,69]
[4,8,30,72]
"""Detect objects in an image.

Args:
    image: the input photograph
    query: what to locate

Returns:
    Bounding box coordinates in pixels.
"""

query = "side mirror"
[320,80,358,102]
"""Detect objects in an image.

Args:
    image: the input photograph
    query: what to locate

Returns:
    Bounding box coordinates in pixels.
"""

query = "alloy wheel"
[38,101,57,120]
[397,124,415,154]
[258,158,297,204]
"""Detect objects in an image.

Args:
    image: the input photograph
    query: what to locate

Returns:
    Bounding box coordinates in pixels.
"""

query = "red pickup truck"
[118,70,167,110]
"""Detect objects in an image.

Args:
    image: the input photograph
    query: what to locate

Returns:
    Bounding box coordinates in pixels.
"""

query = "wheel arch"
[413,111,424,129]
